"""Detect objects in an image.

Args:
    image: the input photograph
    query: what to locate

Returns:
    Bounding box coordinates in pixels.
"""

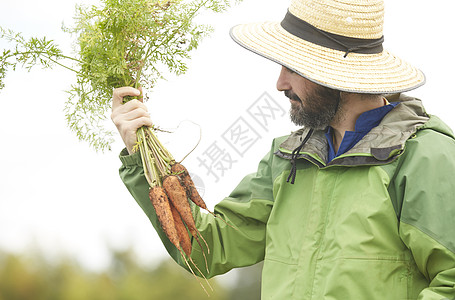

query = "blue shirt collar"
[325,101,399,162]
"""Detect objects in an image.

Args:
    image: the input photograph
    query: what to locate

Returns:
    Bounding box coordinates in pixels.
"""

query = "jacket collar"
[275,94,430,167]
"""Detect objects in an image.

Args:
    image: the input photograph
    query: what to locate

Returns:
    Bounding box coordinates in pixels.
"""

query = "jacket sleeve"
[119,139,279,278]
[393,128,455,299]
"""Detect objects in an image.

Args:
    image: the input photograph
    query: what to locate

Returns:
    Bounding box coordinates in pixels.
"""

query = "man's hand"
[111,87,153,154]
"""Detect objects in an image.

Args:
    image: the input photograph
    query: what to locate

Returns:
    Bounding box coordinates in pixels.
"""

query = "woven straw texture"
[230,0,425,94]
[290,0,384,38]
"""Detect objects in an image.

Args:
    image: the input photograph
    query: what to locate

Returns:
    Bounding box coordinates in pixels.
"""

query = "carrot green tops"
[119,94,455,299]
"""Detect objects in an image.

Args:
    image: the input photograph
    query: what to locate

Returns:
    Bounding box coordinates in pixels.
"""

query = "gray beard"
[289,102,335,129]
[286,87,340,130]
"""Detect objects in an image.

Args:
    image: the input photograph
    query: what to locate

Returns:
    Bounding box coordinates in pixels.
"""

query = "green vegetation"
[0,249,229,300]
[0,0,238,151]
[0,248,263,299]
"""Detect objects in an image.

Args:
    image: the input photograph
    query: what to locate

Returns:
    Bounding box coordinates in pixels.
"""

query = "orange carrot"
[169,201,192,257]
[171,162,238,231]
[163,175,210,254]
[170,200,210,282]
[149,186,180,250]
[171,162,208,210]
[149,186,210,295]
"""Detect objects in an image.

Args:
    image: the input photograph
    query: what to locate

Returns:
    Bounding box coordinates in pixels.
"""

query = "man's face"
[277,67,340,129]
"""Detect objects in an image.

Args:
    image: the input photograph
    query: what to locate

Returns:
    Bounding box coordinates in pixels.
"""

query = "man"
[111,0,455,298]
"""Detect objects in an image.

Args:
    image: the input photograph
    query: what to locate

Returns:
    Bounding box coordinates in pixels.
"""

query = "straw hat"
[230,0,425,94]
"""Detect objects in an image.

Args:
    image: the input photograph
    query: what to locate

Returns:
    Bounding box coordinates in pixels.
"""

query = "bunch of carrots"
[137,124,236,294]
[150,161,210,291]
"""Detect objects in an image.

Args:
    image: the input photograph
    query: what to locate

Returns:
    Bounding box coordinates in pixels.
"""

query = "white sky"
[0,0,454,274]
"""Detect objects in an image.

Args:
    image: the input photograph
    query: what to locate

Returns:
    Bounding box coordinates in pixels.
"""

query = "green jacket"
[119,95,455,299]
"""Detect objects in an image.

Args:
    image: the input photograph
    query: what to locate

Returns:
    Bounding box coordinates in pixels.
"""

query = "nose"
[276,66,291,92]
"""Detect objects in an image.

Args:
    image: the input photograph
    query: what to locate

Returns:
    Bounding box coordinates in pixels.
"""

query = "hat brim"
[230,21,426,94]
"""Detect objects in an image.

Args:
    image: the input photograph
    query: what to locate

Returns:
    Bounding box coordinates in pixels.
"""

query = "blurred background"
[0,0,454,298]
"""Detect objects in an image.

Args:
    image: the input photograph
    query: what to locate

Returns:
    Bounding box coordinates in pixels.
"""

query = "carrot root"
[149,186,180,249]
[188,256,213,292]
[170,201,192,257]
[163,175,200,235]
[150,186,210,296]
[171,162,239,232]
[178,248,210,296]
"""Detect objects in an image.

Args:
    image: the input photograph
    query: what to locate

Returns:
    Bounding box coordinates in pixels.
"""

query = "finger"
[125,98,148,111]
[111,102,152,134]
[115,106,150,123]
[119,118,153,138]
[121,117,154,153]
[113,99,148,115]
[112,87,141,111]
[131,116,153,129]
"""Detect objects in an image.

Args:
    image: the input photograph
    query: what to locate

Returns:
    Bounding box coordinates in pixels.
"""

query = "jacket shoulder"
[395,115,455,254]
[406,115,455,156]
